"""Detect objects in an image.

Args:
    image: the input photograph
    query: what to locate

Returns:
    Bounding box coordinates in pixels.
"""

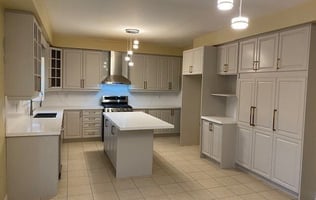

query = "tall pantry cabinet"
[236,24,316,198]
[4,11,43,99]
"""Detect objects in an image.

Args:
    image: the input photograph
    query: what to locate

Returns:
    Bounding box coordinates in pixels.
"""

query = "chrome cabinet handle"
[189,66,193,73]
[273,109,277,131]
[111,125,115,135]
[249,107,253,126]
[277,58,281,69]
[252,106,256,126]
[209,122,213,131]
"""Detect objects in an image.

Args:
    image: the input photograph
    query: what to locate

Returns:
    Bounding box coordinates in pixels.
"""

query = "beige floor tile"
[152,175,176,185]
[188,189,215,200]
[231,174,258,184]
[218,196,242,200]
[68,184,92,196]
[167,192,194,200]
[133,177,157,188]
[207,186,235,198]
[239,193,266,200]
[170,173,194,183]
[244,181,273,192]
[198,178,222,189]
[91,182,116,193]
[113,178,137,191]
[259,190,293,200]
[68,176,90,187]
[214,177,240,186]
[93,191,119,200]
[203,170,227,178]
[116,188,144,200]
[68,193,94,200]
[188,171,212,181]
[160,183,185,194]
[89,172,111,184]
[226,185,253,195]
[139,185,165,197]
[144,195,170,200]
[179,181,205,192]
[68,169,89,178]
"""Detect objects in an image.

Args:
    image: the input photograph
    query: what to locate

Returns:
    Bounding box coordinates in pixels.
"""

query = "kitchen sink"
[33,113,57,118]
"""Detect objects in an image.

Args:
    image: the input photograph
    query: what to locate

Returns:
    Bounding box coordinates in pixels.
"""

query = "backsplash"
[42,84,182,108]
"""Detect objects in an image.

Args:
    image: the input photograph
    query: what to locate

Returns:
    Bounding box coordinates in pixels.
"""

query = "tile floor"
[52,136,296,200]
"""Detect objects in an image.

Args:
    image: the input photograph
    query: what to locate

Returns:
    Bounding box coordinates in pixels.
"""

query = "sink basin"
[33,113,57,118]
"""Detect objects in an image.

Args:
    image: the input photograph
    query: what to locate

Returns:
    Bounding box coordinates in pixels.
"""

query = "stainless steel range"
[101,96,133,141]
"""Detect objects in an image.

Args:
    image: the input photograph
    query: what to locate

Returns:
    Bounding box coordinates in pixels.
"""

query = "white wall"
[43,84,182,108]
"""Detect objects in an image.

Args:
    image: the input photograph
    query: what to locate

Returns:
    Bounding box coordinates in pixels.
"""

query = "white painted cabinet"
[201,119,236,168]
[129,54,181,91]
[239,33,278,73]
[272,134,301,192]
[63,49,104,90]
[217,42,238,74]
[4,11,43,99]
[277,26,310,71]
[237,78,255,126]
[236,125,253,169]
[182,47,203,75]
[63,110,82,139]
[48,48,63,89]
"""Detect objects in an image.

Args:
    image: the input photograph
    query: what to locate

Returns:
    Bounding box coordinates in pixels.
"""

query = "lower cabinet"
[201,119,236,168]
[64,109,102,139]
[236,125,253,169]
[136,108,180,134]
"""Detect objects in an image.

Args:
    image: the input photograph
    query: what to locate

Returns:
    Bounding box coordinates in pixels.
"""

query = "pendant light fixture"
[124,28,140,67]
[217,0,234,11]
[231,0,248,30]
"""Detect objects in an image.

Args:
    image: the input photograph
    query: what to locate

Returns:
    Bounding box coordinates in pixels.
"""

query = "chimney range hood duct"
[101,51,131,85]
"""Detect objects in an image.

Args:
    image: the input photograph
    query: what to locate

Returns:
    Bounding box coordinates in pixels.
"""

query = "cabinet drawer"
[82,122,101,128]
[82,110,102,116]
[83,129,101,137]
[82,116,101,122]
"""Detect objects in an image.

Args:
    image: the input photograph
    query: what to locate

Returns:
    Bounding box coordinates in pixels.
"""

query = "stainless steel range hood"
[101,51,131,85]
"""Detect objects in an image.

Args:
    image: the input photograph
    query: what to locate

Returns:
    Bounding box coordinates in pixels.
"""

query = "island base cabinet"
[7,136,59,200]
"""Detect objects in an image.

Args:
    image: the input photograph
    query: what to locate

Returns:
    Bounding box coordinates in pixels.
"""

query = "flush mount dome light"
[231,16,249,30]
[217,0,234,11]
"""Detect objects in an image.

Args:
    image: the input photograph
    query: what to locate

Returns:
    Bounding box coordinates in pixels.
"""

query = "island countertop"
[103,111,174,131]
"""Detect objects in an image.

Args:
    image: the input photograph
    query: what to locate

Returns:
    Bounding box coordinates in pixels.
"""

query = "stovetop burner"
[101,96,133,112]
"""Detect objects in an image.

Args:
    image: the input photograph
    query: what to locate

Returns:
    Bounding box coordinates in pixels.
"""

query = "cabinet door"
[192,47,203,74]
[182,50,193,74]
[173,109,181,133]
[159,56,169,90]
[145,55,159,90]
[104,118,110,152]
[236,126,253,169]
[63,49,82,89]
[278,26,310,71]
[201,120,211,156]
[168,57,181,91]
[237,78,255,126]
[275,77,306,139]
[211,124,222,162]
[129,54,145,89]
[252,129,273,178]
[254,78,276,131]
[217,46,227,74]
[272,135,301,192]
[64,110,82,139]
[83,50,103,89]
[239,38,257,73]
[257,33,278,72]
[226,43,238,74]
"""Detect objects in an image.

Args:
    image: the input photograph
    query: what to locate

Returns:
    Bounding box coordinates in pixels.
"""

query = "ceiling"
[42,0,309,47]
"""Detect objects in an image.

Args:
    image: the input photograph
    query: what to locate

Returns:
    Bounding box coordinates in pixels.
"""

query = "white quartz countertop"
[201,116,236,125]
[104,112,174,131]
[6,108,64,137]
[40,106,103,110]
[132,105,181,110]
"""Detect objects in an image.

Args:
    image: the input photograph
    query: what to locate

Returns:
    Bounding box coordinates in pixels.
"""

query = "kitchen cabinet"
[201,118,236,168]
[217,42,238,75]
[239,33,278,73]
[4,11,43,99]
[128,54,181,91]
[182,47,203,75]
[48,48,62,89]
[63,110,82,139]
[63,49,104,90]
[236,125,253,169]
[272,134,301,192]
[64,109,102,139]
[277,26,310,71]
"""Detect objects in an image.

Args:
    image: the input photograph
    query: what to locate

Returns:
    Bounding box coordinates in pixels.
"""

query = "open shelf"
[211,93,236,97]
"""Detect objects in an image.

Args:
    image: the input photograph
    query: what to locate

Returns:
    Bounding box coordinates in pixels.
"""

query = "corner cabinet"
[217,42,238,75]
[63,49,104,90]
[5,11,43,99]
[128,54,181,92]
[182,47,203,74]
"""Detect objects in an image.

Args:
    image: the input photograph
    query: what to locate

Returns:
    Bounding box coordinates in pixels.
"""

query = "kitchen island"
[103,111,173,178]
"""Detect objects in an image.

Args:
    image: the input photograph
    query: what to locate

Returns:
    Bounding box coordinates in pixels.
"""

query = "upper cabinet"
[182,47,203,75]
[63,49,104,90]
[128,54,181,92]
[48,48,62,89]
[217,42,238,75]
[4,11,43,99]
[239,25,310,73]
